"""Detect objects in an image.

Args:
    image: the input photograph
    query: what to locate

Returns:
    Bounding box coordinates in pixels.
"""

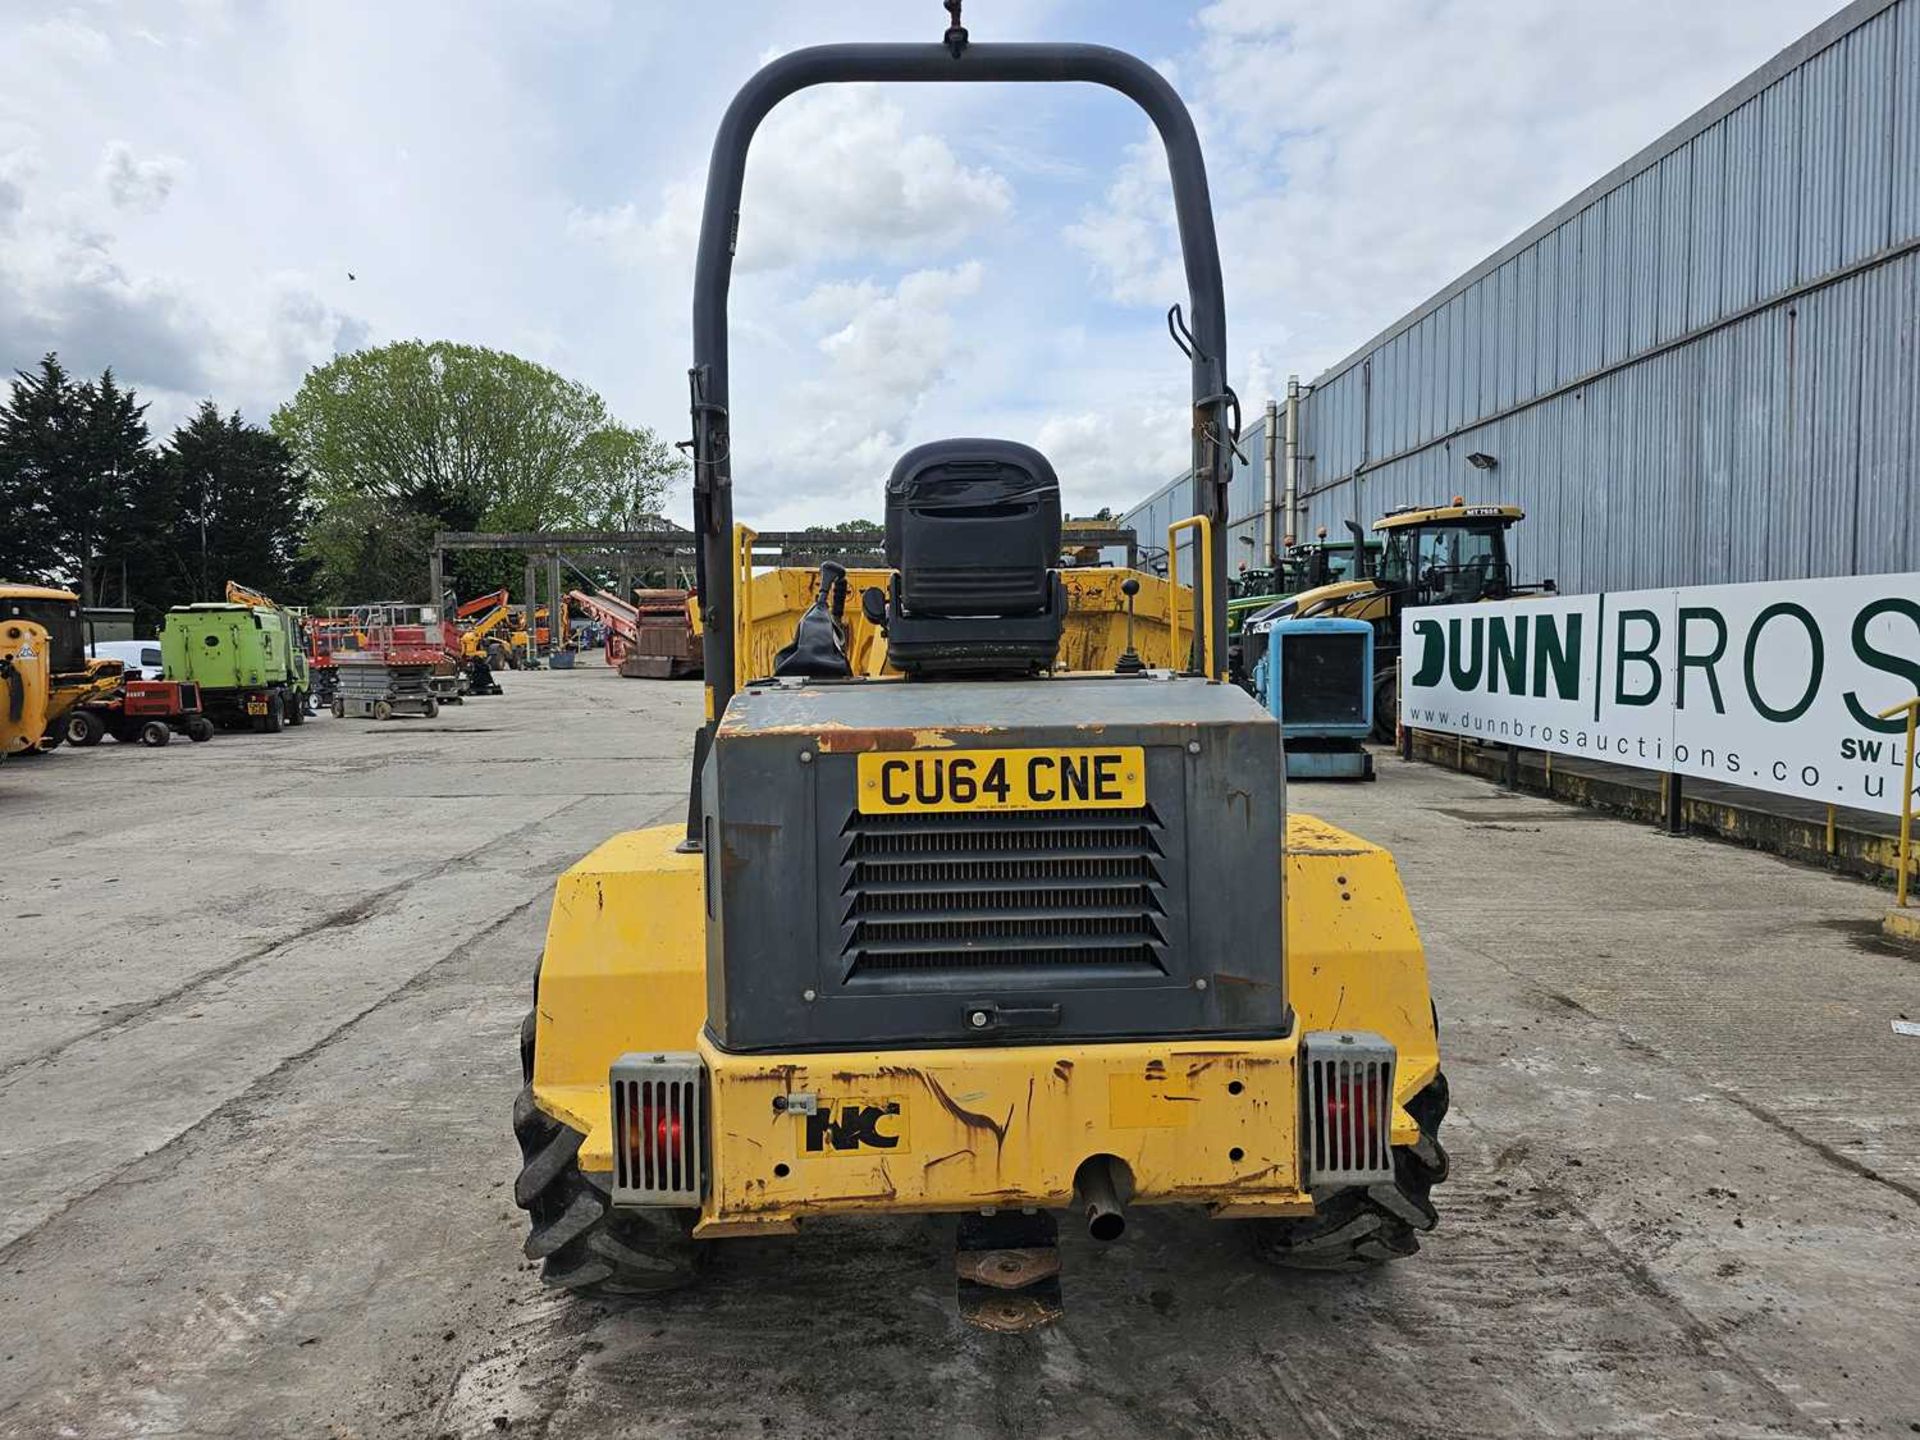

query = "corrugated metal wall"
[1127,0,1920,593]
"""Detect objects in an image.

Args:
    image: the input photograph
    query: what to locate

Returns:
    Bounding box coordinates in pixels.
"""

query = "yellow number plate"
[856,746,1145,814]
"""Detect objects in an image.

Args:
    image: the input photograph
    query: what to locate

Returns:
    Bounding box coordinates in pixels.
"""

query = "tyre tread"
[512,1008,704,1298]
[1254,1071,1450,1272]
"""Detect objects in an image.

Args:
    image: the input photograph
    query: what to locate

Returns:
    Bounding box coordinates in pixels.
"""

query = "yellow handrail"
[1877,696,1919,908]
[1166,514,1220,680]
[732,523,758,694]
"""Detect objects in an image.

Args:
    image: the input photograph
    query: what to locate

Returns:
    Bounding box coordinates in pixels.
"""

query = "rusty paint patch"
[1052,1059,1073,1081]
[811,724,995,754]
[740,1063,805,1087]
[922,1146,973,1173]
[921,1071,1013,1149]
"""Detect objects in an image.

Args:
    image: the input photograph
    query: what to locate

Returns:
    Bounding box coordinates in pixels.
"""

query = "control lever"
[1113,578,1145,675]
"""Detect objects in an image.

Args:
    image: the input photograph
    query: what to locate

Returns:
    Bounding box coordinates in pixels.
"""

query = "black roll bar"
[685,41,1233,836]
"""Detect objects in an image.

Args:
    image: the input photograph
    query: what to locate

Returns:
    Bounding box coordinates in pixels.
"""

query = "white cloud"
[734,262,986,525]
[581,86,1013,275]
[1255,2,1828,366]
[1064,137,1182,308]
[99,141,187,212]
[1037,396,1191,517]
[1051,0,1841,511]
[0,154,362,425]
[24,11,110,66]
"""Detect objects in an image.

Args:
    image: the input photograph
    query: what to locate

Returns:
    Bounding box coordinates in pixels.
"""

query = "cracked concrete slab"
[0,672,1914,1438]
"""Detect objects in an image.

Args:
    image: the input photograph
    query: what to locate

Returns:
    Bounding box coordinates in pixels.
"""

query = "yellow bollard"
[1877,698,1918,909]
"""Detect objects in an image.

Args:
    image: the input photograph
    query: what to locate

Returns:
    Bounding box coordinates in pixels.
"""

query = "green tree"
[0,354,69,583]
[272,341,685,601]
[0,355,151,605]
[141,403,313,620]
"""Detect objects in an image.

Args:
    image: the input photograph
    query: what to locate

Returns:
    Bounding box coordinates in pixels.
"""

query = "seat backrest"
[885,439,1062,617]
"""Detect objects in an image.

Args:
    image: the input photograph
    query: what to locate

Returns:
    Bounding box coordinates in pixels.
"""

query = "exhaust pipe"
[1074,1156,1128,1242]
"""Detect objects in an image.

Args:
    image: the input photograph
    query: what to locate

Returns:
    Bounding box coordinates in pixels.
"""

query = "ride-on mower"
[65,679,215,747]
[514,8,1449,1330]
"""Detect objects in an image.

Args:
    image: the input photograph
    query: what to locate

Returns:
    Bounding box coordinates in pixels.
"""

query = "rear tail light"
[610,1052,705,1206]
[1302,1031,1396,1187]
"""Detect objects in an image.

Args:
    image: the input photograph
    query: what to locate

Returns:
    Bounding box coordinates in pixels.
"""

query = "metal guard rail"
[1166,514,1219,681]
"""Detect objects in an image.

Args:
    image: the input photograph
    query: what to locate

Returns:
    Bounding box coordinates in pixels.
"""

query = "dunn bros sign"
[1400,572,1920,815]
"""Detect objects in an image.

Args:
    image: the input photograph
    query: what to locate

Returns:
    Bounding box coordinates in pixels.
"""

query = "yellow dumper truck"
[513,20,1449,1330]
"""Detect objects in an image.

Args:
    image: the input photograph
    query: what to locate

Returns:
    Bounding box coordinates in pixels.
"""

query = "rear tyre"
[140,720,172,747]
[263,694,284,734]
[1252,1071,1450,1272]
[284,693,306,727]
[1371,662,1399,745]
[186,716,214,743]
[513,1009,706,1297]
[65,710,106,747]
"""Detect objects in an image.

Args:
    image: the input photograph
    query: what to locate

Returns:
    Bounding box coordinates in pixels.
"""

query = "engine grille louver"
[839,807,1169,975]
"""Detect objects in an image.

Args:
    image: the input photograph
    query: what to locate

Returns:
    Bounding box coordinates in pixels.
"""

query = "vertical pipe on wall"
[1282,376,1301,553]
[1263,398,1280,566]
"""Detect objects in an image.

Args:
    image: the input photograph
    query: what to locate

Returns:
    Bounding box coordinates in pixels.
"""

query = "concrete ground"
[0,664,1914,1439]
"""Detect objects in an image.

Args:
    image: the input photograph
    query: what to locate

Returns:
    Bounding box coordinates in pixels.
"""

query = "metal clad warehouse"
[1126,0,1920,593]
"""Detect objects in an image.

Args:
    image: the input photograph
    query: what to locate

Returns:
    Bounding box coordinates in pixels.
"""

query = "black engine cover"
[702,675,1288,1053]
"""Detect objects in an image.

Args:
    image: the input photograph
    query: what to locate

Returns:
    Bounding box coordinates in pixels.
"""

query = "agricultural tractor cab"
[1225,525,1379,683]
[513,8,1448,1333]
[1257,500,1545,742]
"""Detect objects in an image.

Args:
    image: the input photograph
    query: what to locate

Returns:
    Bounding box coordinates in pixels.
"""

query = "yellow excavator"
[456,589,518,666]
[0,584,124,754]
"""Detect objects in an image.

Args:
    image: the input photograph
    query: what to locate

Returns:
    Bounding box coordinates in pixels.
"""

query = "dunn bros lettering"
[1409,613,1582,699]
[1413,599,1916,730]
[1399,575,1920,817]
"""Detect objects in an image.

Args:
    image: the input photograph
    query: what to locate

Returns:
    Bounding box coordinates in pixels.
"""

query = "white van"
[88,639,165,679]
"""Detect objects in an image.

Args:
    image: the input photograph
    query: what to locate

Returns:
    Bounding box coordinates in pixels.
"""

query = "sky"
[0,0,1846,527]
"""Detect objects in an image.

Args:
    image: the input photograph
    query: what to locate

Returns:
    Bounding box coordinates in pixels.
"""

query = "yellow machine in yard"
[0,584,124,754]
[0,616,52,763]
[514,18,1449,1329]
[729,557,1193,681]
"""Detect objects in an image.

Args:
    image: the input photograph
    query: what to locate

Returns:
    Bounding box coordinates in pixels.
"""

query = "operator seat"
[873,438,1067,676]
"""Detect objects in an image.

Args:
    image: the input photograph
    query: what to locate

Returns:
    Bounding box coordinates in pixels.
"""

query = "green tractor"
[1227,526,1380,683]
